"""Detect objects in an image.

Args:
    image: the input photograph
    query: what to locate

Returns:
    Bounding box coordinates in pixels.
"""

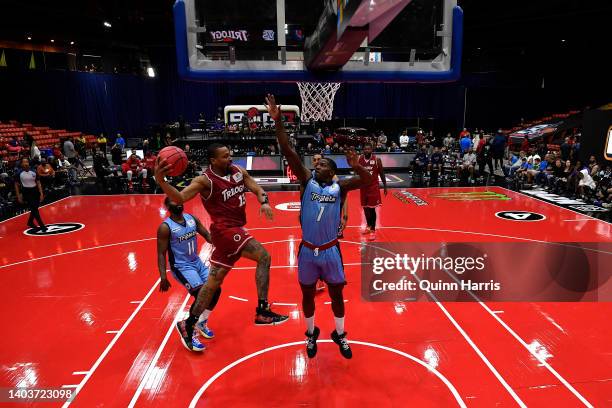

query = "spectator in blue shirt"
[527,155,548,185]
[115,133,126,151]
[459,134,472,154]
[491,130,507,170]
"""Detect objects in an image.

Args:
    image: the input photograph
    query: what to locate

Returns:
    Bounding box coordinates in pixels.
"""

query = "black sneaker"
[175,320,204,352]
[305,326,320,358]
[255,305,289,326]
[331,330,352,359]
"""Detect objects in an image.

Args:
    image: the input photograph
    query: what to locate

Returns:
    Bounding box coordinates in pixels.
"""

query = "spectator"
[63,137,78,164]
[477,135,493,176]
[110,143,123,166]
[588,155,600,176]
[399,130,409,149]
[412,146,429,174]
[29,140,41,165]
[428,146,444,174]
[324,132,334,147]
[52,143,64,160]
[122,152,148,190]
[577,168,596,198]
[505,150,526,177]
[526,155,548,185]
[75,134,87,158]
[458,148,477,183]
[546,158,567,192]
[143,150,158,173]
[323,145,331,155]
[115,133,126,151]
[37,158,55,189]
[472,133,481,152]
[142,139,151,156]
[97,133,108,154]
[377,131,387,147]
[520,136,530,153]
[459,133,472,154]
[459,128,470,139]
[443,133,454,150]
[490,130,506,170]
[560,137,571,161]
[313,129,323,146]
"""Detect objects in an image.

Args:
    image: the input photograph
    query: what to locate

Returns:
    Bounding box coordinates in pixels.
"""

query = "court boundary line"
[187,340,468,408]
[127,293,191,408]
[62,278,161,407]
[126,238,524,406]
[496,186,609,224]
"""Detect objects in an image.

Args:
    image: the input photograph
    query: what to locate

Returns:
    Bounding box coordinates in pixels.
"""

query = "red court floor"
[0,186,610,407]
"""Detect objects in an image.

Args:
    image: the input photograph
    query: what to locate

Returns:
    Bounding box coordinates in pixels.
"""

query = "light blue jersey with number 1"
[300,177,342,246]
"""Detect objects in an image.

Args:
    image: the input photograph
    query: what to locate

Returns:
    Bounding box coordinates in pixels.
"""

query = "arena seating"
[0,120,96,166]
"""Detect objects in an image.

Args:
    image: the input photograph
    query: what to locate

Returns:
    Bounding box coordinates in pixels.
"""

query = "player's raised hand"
[154,157,172,180]
[264,94,282,122]
[345,148,359,168]
[259,203,274,221]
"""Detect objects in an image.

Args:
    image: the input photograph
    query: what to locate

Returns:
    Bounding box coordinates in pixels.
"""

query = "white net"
[297,82,341,122]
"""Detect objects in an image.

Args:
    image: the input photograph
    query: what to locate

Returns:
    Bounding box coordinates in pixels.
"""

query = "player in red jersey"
[154,143,288,352]
[358,142,387,240]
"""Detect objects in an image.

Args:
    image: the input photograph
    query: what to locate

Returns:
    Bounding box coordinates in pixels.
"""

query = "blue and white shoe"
[196,320,215,339]
[191,332,206,351]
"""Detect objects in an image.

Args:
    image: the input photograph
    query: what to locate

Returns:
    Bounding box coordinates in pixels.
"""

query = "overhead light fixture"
[561,39,566,43]
[27,36,32,40]
[147,67,156,78]
[50,39,55,43]
[103,21,112,28]
[70,41,75,45]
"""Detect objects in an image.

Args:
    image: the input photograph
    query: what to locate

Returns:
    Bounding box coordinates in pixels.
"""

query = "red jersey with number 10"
[202,165,247,228]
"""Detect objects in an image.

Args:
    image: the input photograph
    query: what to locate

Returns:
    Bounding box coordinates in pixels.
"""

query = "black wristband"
[261,193,269,205]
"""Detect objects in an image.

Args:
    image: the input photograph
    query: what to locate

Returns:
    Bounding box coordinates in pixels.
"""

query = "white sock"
[305,315,315,335]
[199,309,212,323]
[334,316,345,335]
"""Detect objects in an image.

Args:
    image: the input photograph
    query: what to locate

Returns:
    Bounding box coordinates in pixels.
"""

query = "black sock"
[258,299,268,310]
[185,313,197,329]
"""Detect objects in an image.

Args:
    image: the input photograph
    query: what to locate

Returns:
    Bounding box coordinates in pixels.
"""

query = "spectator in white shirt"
[399,130,409,149]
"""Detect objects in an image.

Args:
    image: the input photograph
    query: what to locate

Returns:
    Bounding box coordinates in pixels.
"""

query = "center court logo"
[24,222,85,236]
[431,191,510,201]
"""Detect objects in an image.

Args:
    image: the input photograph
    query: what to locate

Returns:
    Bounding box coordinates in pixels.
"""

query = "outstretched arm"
[241,167,274,221]
[157,223,172,292]
[338,149,372,192]
[264,94,310,185]
[154,158,210,204]
[377,157,387,196]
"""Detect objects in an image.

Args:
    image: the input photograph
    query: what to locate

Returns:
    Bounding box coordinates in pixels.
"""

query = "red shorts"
[209,225,253,270]
[360,185,381,208]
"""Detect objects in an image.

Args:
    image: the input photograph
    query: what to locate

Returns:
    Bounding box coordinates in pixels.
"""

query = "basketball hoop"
[297,82,341,122]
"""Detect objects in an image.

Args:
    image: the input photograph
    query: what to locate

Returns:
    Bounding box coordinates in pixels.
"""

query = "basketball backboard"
[174,0,463,82]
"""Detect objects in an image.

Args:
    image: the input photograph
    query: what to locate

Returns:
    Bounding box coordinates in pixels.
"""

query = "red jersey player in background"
[155,143,288,352]
[358,142,387,240]
[122,152,148,190]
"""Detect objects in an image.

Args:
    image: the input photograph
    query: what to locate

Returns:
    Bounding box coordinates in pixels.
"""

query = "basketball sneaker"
[361,227,371,235]
[305,326,320,358]
[367,231,376,241]
[255,305,289,326]
[196,319,215,339]
[331,330,353,359]
[175,320,204,352]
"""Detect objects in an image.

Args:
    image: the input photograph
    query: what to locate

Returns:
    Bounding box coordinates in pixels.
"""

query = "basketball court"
[0,187,610,407]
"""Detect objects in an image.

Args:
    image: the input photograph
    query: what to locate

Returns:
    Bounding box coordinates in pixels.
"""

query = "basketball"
[158,146,188,177]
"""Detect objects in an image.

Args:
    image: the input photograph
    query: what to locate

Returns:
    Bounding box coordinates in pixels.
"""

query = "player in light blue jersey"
[266,94,371,359]
[157,197,221,352]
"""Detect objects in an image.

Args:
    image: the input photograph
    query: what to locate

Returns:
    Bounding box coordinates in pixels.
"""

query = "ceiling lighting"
[561,39,566,43]
[27,36,32,40]
[146,67,156,78]
[50,39,55,43]
[103,21,112,28]
[70,41,75,45]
